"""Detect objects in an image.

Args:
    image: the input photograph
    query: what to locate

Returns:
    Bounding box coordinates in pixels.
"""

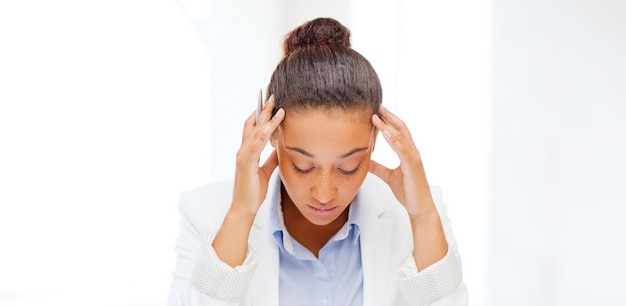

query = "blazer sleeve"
[393,186,469,306]
[167,187,259,306]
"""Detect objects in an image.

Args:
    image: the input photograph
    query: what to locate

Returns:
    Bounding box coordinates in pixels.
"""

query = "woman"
[168,18,468,306]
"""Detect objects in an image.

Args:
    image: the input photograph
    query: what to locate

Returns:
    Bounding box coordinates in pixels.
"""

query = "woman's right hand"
[231,95,285,218]
[213,95,284,267]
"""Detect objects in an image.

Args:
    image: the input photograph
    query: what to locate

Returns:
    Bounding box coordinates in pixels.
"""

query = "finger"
[242,110,257,144]
[258,95,276,123]
[265,107,285,134]
[245,95,276,130]
[249,107,284,151]
[378,105,411,135]
[372,113,404,141]
[371,113,388,131]
[372,114,416,161]
[244,109,257,129]
[260,150,279,177]
[243,95,278,142]
[368,159,393,184]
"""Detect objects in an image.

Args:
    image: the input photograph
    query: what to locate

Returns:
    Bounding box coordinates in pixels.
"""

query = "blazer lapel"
[359,177,395,306]
[247,176,280,305]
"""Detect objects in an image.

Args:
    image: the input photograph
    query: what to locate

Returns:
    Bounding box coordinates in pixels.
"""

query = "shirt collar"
[268,170,363,254]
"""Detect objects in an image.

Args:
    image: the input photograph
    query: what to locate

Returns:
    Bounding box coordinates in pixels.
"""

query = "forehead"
[278,109,373,152]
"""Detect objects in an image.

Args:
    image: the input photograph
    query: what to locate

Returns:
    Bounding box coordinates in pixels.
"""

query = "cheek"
[347,160,371,190]
[342,171,368,193]
[278,163,309,197]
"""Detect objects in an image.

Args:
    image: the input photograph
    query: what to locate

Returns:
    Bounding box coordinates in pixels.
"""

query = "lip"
[307,205,337,215]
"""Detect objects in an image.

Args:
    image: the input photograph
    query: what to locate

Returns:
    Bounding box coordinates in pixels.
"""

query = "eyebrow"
[285,146,369,159]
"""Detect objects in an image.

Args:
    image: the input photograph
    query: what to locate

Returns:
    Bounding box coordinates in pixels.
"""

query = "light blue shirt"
[268,177,363,306]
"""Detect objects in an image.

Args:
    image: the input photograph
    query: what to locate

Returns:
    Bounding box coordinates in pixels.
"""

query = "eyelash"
[292,164,313,174]
[292,164,360,175]
[339,166,360,175]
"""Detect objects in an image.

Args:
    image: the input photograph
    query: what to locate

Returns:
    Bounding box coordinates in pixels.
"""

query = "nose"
[311,173,337,204]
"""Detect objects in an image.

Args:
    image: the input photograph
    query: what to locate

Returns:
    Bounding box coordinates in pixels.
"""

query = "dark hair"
[267,18,382,116]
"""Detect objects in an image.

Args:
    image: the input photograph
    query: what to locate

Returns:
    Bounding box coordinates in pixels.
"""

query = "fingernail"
[276,108,284,117]
[372,114,380,122]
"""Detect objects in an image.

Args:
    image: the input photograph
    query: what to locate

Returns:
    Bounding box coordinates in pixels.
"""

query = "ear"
[372,132,378,152]
[270,129,278,148]
[370,127,378,152]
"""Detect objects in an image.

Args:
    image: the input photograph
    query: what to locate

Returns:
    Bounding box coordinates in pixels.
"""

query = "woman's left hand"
[369,105,437,219]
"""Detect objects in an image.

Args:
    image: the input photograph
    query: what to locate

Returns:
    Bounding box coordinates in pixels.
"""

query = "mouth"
[307,205,337,215]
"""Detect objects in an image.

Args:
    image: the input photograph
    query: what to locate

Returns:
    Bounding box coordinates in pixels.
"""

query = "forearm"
[404,160,449,270]
[410,204,448,271]
[212,206,256,267]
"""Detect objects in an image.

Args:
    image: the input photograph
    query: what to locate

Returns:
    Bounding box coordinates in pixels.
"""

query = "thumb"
[260,150,279,177]
[368,159,392,184]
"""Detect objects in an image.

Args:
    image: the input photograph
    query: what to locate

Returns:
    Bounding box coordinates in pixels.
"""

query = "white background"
[0,0,624,305]
[0,1,210,305]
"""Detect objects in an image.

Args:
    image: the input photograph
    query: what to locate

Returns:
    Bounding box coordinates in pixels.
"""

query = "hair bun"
[283,18,351,55]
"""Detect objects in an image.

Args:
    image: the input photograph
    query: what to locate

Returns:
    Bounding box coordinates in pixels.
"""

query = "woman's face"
[271,108,376,226]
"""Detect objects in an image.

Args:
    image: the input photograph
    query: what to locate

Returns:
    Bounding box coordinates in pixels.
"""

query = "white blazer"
[168,170,468,306]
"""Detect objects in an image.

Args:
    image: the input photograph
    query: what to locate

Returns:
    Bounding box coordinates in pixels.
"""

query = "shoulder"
[359,174,396,206]
[178,179,234,235]
[359,174,447,215]
[359,174,406,220]
[180,179,234,205]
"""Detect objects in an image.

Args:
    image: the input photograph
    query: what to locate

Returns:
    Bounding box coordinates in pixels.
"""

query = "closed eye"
[292,163,313,174]
[338,166,360,175]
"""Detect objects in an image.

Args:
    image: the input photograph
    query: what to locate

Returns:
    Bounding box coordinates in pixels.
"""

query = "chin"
[305,216,339,226]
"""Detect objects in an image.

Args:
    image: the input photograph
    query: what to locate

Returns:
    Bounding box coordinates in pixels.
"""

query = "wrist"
[226,204,258,225]
[408,208,440,224]
[405,195,438,219]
